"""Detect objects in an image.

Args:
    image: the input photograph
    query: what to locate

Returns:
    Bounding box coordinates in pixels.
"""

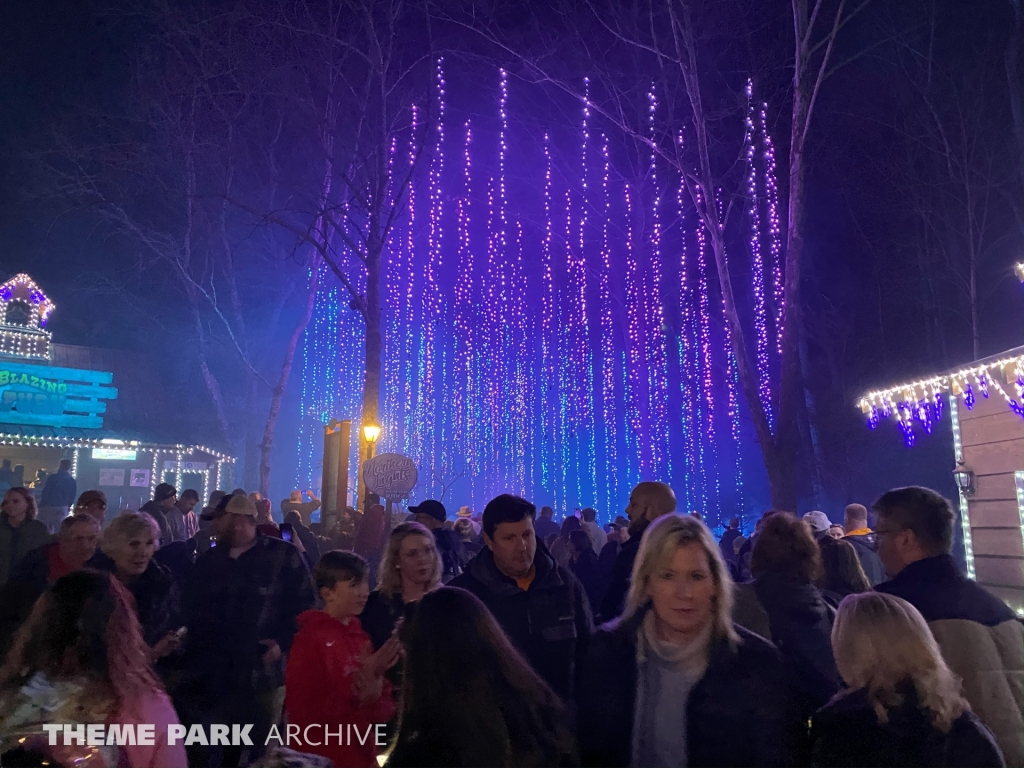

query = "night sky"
[0,0,1020,513]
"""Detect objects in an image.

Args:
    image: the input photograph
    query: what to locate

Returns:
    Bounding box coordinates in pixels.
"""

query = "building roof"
[857,346,1024,443]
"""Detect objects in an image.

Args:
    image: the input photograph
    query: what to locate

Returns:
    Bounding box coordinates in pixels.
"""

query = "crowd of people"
[0,475,1021,768]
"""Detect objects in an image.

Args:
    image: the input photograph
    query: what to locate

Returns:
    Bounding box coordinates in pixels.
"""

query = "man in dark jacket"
[450,494,592,703]
[38,459,77,533]
[411,499,467,583]
[874,486,1024,767]
[843,503,885,585]
[719,517,742,564]
[599,482,676,622]
[181,494,315,766]
[534,504,560,542]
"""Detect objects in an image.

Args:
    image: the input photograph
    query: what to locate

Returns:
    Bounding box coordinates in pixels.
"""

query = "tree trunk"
[362,225,383,429]
[259,262,321,497]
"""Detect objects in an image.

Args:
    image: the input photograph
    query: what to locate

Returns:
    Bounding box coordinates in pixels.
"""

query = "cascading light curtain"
[295,66,783,524]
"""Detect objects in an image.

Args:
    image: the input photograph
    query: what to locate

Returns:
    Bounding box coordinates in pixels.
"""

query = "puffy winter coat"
[284,610,395,768]
[577,608,804,767]
[811,683,1005,767]
[877,555,1024,767]
[449,541,593,702]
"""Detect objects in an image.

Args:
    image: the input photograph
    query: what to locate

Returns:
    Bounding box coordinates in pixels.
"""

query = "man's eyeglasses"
[874,527,902,536]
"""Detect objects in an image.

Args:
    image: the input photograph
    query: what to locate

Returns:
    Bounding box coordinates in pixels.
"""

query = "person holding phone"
[286,551,399,768]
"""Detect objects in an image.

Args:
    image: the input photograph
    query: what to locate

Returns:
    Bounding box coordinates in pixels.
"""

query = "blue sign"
[0,362,117,430]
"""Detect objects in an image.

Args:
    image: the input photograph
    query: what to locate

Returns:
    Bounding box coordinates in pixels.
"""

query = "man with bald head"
[598,481,676,622]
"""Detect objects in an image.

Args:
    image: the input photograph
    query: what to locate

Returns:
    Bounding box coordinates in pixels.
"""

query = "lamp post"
[360,422,381,511]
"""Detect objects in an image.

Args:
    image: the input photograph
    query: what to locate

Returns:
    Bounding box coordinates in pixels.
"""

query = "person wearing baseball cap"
[183,490,315,764]
[410,500,467,583]
[74,490,108,527]
[802,510,832,542]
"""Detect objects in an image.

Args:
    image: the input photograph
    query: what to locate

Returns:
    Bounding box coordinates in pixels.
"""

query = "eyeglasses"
[874,527,902,536]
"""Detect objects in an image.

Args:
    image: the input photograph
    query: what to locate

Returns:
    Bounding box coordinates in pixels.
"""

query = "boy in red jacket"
[285,550,401,768]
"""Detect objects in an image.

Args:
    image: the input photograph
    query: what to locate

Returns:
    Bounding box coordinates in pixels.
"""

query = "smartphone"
[175,627,188,639]
[280,523,294,543]
[573,507,581,518]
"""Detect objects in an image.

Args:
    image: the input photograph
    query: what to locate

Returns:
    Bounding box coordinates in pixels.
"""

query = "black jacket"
[578,609,803,767]
[182,533,315,696]
[751,573,842,719]
[449,542,593,702]
[0,544,104,656]
[844,532,885,586]
[94,553,180,647]
[598,534,641,622]
[811,684,1005,767]
[571,549,603,611]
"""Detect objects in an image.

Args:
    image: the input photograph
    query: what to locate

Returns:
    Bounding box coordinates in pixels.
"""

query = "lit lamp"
[361,423,381,509]
[953,462,976,497]
[1015,262,1024,283]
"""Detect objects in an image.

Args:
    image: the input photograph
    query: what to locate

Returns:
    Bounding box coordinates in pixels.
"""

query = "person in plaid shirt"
[180,493,315,767]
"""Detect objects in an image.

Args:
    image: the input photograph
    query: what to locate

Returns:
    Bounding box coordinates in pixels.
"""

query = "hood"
[464,539,561,597]
[754,572,831,625]
[296,609,364,637]
[845,531,878,551]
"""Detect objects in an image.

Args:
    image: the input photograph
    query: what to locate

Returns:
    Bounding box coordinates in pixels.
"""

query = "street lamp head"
[1015,262,1024,283]
[362,423,381,444]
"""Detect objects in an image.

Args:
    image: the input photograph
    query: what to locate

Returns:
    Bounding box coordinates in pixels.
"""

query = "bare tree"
[449,0,870,509]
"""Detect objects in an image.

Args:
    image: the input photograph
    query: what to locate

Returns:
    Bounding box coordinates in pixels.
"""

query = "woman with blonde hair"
[811,592,1004,767]
[360,520,442,654]
[578,513,801,767]
[96,512,182,661]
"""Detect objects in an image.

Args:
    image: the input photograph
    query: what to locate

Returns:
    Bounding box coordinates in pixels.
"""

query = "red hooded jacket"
[285,610,395,768]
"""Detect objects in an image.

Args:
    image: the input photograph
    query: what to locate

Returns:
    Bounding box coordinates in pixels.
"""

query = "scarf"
[631,613,713,767]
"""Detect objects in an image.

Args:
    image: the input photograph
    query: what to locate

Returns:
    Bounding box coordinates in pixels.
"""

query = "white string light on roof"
[859,354,1024,445]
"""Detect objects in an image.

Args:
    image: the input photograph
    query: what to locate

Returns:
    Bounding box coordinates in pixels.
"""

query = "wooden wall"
[959,392,1024,613]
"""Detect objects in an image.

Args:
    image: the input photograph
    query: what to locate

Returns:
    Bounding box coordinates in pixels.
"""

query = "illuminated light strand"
[949,395,976,579]
[675,145,696,512]
[600,134,617,513]
[382,136,402,453]
[454,120,474,492]
[624,183,649,478]
[577,77,596,507]
[745,81,773,431]
[515,217,529,495]
[760,101,784,360]
[421,58,445,483]
[694,188,712,511]
[647,84,669,477]
[403,105,419,460]
[541,135,556,504]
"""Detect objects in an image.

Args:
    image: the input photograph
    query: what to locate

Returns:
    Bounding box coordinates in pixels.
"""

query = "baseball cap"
[154,483,177,502]
[76,490,107,508]
[225,494,258,518]
[802,510,831,536]
[410,499,447,522]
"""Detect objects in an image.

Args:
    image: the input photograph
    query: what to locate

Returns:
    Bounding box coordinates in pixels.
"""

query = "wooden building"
[859,347,1024,616]
[0,273,233,509]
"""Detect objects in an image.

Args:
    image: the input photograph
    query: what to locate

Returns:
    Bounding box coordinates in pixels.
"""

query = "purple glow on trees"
[294,70,769,519]
[745,80,773,431]
[761,101,784,360]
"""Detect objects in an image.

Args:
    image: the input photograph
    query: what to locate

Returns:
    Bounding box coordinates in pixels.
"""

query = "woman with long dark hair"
[388,587,576,767]
[0,569,187,767]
